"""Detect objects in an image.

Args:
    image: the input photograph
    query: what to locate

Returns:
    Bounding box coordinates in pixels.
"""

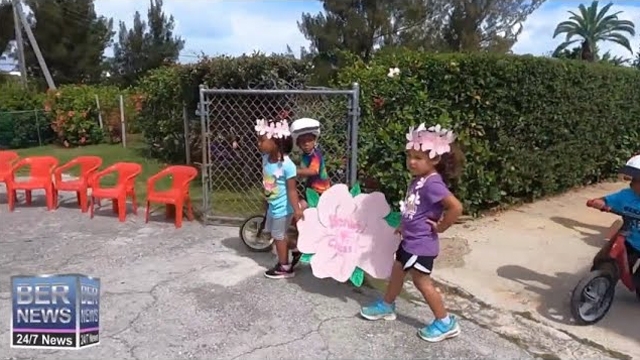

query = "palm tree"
[552,1,635,62]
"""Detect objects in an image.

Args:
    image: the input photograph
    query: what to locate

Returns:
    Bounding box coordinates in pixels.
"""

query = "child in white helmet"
[289,117,332,267]
[587,154,640,285]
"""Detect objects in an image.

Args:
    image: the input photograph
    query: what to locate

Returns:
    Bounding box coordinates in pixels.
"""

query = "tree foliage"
[0,0,13,56]
[441,0,546,52]
[111,0,184,87]
[23,0,114,86]
[553,1,635,62]
[297,0,545,80]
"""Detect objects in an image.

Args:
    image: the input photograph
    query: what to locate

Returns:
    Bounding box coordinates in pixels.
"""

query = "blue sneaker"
[418,315,460,342]
[360,299,397,321]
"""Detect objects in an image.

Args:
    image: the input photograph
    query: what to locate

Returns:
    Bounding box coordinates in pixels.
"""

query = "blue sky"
[4,0,640,71]
[92,0,640,62]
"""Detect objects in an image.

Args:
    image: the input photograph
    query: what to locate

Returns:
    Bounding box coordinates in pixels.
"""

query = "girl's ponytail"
[435,142,465,187]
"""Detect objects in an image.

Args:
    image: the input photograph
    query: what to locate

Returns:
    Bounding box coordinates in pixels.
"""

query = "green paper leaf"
[300,253,314,263]
[306,188,320,208]
[350,182,361,197]
[384,211,402,228]
[350,267,364,287]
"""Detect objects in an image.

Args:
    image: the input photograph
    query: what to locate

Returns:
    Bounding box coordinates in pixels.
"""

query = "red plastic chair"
[145,165,198,228]
[6,156,59,211]
[54,156,103,212]
[0,151,19,186]
[90,162,142,222]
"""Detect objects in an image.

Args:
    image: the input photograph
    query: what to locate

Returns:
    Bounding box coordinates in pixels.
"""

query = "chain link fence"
[0,109,53,149]
[0,93,138,150]
[198,84,360,224]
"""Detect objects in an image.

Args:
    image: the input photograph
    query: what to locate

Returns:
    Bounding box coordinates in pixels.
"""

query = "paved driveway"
[0,188,533,359]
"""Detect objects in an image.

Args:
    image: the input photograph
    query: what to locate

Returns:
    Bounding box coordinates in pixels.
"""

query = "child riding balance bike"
[570,154,640,325]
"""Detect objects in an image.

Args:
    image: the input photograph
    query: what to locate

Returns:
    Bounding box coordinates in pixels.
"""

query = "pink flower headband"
[406,123,456,159]
[255,119,291,139]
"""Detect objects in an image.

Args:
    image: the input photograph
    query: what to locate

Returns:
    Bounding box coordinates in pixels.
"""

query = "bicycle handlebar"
[586,199,640,221]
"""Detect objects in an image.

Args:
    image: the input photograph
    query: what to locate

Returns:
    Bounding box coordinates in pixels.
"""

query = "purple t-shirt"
[400,173,451,257]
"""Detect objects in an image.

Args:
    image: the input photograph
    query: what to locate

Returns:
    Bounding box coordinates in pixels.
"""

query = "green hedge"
[0,82,54,148]
[136,54,313,163]
[337,50,640,214]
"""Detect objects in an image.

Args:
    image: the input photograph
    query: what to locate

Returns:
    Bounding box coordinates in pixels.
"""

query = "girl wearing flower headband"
[360,123,465,343]
[255,119,305,279]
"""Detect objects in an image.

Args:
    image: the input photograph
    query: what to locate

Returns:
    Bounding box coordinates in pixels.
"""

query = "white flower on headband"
[387,67,400,78]
[405,126,421,150]
[274,120,291,138]
[255,119,291,139]
[405,123,456,159]
[255,119,268,136]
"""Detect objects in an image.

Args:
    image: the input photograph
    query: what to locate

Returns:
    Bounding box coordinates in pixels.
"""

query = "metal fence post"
[183,103,191,165]
[198,85,208,219]
[349,82,360,187]
[119,95,127,148]
[34,109,42,146]
[95,94,104,130]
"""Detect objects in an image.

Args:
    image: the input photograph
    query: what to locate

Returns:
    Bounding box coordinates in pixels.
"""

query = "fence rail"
[198,83,360,224]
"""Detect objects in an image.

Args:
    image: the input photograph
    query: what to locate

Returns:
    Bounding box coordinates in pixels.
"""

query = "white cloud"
[512,2,640,60]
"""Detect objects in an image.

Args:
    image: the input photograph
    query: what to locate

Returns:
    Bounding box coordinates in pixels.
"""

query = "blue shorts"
[264,212,292,241]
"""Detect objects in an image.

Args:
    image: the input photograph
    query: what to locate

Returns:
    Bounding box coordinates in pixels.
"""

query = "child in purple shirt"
[360,123,464,343]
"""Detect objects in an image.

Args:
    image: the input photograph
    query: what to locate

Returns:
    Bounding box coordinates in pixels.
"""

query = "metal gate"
[198,83,360,224]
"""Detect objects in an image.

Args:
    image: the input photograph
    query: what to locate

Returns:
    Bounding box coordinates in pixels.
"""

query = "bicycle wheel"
[239,214,273,252]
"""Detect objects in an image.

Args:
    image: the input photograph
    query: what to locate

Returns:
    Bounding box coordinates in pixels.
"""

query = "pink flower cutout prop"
[297,183,400,285]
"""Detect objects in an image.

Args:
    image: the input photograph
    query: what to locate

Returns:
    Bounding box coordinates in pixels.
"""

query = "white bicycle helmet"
[290,117,321,143]
[621,154,640,179]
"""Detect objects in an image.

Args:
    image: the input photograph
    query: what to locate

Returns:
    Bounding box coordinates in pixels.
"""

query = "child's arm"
[297,152,321,178]
[297,167,318,177]
[587,197,607,210]
[287,178,303,220]
[284,161,304,220]
[433,194,463,233]
[588,190,627,212]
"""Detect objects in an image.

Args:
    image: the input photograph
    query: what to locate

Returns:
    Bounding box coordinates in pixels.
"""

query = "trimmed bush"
[136,54,313,163]
[0,82,53,148]
[337,50,640,214]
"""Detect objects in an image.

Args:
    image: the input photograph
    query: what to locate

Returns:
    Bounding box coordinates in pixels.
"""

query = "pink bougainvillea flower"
[297,184,400,282]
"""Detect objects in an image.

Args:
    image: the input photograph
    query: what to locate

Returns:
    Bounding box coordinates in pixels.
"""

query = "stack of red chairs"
[0,150,197,228]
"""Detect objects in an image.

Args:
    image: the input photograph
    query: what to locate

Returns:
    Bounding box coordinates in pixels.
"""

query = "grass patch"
[13,137,264,220]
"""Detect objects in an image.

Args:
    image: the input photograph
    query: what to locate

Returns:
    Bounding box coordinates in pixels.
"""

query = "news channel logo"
[10,274,100,349]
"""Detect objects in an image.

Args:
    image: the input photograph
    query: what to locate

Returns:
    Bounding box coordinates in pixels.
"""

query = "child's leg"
[360,261,406,321]
[411,270,447,319]
[593,219,623,267]
[605,219,623,240]
[410,268,460,342]
[264,214,294,279]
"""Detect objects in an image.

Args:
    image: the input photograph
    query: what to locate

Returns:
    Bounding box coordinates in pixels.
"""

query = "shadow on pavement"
[220,236,426,330]
[497,264,640,350]
[549,216,610,248]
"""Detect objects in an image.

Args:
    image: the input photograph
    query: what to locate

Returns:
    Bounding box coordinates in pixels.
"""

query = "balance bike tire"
[570,269,616,325]
[239,214,273,252]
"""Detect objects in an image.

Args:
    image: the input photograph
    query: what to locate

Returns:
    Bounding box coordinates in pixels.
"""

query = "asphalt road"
[0,188,534,359]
